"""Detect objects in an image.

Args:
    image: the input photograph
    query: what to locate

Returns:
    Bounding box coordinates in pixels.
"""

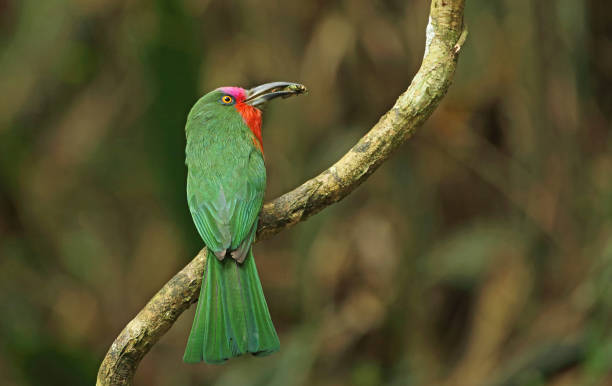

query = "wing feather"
[188,146,265,256]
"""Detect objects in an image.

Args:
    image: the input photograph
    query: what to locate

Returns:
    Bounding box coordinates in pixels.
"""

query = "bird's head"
[188,82,307,152]
[218,82,307,107]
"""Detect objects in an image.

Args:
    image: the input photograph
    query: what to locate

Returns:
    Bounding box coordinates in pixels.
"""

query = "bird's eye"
[221,95,234,105]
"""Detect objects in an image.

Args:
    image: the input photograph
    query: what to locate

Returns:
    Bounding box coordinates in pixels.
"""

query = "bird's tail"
[183,249,280,364]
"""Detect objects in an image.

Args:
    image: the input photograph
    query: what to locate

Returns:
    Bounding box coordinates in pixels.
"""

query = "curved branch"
[97,1,467,384]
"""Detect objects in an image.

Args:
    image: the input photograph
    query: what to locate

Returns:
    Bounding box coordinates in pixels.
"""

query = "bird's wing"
[229,149,266,248]
[187,148,265,257]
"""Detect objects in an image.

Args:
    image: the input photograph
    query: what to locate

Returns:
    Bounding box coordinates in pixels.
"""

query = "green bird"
[183,81,307,364]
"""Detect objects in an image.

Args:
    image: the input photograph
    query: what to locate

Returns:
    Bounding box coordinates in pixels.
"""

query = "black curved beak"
[244,81,307,107]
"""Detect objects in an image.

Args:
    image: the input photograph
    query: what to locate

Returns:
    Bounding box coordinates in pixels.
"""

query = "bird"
[183,81,307,364]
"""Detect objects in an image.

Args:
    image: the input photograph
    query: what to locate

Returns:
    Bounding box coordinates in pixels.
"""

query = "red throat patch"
[235,103,263,153]
[218,87,264,154]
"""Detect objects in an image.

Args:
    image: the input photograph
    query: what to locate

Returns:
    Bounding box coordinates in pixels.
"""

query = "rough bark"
[97,1,467,384]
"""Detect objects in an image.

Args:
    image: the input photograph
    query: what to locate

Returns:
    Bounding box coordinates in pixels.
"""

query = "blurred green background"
[1,0,611,385]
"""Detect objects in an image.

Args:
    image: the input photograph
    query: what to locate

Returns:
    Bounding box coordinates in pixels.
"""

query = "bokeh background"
[1,0,611,385]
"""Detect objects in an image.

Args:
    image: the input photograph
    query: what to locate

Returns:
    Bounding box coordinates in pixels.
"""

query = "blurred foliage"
[1,0,611,385]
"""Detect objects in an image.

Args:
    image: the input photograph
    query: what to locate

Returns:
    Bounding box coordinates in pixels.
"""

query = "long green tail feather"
[183,249,280,364]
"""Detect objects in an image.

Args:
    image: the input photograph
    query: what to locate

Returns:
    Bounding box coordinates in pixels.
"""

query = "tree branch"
[97,1,467,384]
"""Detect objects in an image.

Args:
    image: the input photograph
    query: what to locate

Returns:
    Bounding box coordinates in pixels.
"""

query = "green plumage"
[183,89,279,364]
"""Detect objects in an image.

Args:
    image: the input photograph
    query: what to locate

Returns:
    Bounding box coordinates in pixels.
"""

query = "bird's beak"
[244,81,307,107]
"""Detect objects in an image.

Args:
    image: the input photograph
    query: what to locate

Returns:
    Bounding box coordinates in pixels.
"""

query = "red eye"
[221,95,234,104]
